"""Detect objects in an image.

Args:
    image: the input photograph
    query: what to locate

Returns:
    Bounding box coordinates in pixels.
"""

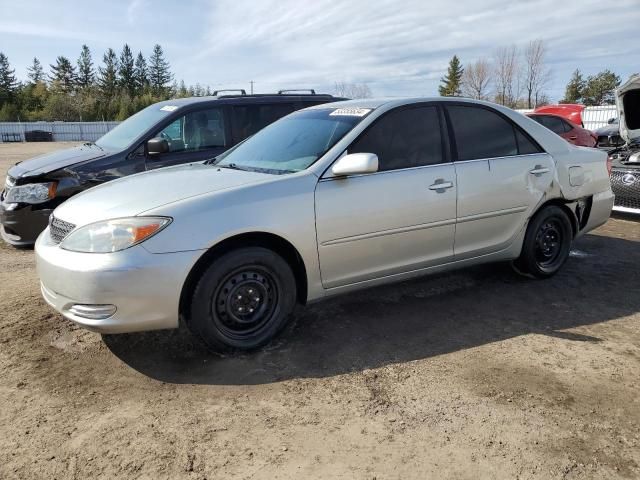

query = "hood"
[53,162,273,226]
[617,74,640,143]
[8,143,110,179]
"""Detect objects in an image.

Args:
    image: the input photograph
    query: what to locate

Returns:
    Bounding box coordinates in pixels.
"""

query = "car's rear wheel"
[514,205,573,279]
[188,247,297,352]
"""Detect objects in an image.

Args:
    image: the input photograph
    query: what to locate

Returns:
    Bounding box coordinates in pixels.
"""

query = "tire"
[514,205,573,279]
[187,247,297,352]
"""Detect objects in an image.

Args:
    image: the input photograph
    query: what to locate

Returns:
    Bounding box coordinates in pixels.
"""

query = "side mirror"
[331,153,378,177]
[147,137,169,155]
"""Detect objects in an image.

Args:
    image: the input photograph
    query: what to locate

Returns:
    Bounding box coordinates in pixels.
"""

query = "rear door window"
[447,105,519,160]
[231,103,295,143]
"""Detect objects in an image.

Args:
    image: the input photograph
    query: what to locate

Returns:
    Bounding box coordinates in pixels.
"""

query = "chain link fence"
[0,122,120,143]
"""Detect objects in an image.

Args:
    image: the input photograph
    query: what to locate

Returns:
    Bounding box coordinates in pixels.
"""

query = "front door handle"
[428,179,454,192]
[568,135,577,140]
[529,165,550,176]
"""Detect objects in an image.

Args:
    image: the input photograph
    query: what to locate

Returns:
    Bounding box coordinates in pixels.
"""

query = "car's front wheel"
[188,247,297,352]
[514,205,573,279]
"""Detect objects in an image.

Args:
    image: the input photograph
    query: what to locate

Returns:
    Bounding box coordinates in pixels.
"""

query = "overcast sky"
[0,0,637,101]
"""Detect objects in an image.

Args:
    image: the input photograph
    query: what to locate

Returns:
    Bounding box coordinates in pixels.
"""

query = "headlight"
[5,182,57,204]
[60,217,171,253]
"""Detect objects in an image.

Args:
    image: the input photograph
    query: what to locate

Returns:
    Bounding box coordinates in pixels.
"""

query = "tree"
[27,57,45,84]
[98,48,119,97]
[148,44,172,96]
[582,70,621,105]
[438,55,464,97]
[494,45,520,108]
[133,51,148,95]
[560,69,586,104]
[0,52,18,105]
[522,39,551,108]
[334,81,373,99]
[119,44,136,95]
[77,45,95,89]
[49,56,76,93]
[462,58,491,100]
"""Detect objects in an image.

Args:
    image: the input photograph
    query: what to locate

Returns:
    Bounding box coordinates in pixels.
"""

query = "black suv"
[1,90,343,246]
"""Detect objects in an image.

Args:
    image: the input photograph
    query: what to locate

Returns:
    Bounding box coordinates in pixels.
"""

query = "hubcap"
[213,268,277,339]
[534,219,563,267]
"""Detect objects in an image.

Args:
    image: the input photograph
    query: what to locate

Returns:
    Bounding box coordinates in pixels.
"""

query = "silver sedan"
[35,98,614,351]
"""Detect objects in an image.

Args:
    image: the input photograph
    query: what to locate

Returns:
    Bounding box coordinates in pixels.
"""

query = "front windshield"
[96,104,176,150]
[215,108,369,173]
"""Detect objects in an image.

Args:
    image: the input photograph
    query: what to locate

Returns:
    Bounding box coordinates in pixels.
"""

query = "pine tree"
[438,55,464,97]
[119,44,135,95]
[134,51,148,95]
[148,44,172,96]
[582,70,621,106]
[561,69,585,104]
[0,52,19,105]
[49,56,76,93]
[27,57,45,84]
[98,48,119,97]
[77,45,95,89]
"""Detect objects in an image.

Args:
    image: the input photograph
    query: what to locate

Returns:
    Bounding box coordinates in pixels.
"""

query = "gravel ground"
[1,142,639,479]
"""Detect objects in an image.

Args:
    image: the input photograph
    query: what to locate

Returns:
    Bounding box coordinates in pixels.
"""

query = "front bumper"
[0,200,52,246]
[35,228,205,334]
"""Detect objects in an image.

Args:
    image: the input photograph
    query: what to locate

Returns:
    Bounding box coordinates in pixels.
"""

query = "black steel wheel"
[188,247,297,352]
[514,205,573,279]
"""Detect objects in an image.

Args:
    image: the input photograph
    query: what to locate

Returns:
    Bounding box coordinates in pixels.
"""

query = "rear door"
[315,105,457,288]
[446,104,554,259]
[145,106,229,170]
[230,103,295,144]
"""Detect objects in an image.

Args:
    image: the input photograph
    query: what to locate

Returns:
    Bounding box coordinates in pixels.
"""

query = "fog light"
[67,304,117,320]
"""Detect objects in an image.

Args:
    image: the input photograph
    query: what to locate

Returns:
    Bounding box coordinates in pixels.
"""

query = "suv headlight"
[5,182,57,204]
[60,217,171,253]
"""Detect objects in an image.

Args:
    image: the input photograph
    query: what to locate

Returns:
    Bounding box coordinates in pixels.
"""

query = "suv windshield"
[215,108,368,173]
[96,104,176,150]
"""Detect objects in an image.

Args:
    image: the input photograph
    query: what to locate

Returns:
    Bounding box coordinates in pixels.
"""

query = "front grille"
[49,216,76,244]
[611,169,640,210]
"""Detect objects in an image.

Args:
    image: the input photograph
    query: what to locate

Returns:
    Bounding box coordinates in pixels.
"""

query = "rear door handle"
[428,179,454,192]
[529,165,550,176]
[568,135,577,140]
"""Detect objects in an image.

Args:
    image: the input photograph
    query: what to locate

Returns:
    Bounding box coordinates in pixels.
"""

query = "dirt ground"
[1,142,639,480]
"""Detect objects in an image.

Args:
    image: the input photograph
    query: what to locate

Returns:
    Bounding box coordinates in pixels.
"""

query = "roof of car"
[154,93,342,108]
[307,96,513,111]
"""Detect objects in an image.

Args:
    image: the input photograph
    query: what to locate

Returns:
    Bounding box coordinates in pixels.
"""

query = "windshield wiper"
[218,163,250,171]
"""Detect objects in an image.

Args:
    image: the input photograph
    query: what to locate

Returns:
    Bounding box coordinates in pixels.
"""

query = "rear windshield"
[96,104,175,150]
[214,108,369,174]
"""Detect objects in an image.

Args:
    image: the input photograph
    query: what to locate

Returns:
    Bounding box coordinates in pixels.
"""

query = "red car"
[527,113,597,147]
[534,104,585,127]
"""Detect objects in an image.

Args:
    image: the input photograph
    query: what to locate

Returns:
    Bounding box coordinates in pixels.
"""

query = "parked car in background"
[534,104,585,127]
[0,90,344,246]
[527,113,597,147]
[36,98,613,352]
[594,118,624,150]
[609,74,640,214]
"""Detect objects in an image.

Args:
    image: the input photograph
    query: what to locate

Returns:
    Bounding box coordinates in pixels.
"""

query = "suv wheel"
[188,247,297,352]
[514,205,573,279]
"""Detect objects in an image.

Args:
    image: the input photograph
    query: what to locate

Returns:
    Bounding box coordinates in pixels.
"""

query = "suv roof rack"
[278,89,316,95]
[213,89,247,96]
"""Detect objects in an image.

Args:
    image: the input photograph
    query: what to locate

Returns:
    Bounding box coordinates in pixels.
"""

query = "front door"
[145,107,228,169]
[315,105,457,289]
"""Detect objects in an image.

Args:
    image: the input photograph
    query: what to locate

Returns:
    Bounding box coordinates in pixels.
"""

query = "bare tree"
[522,39,551,108]
[462,58,492,100]
[493,45,520,108]
[334,81,373,99]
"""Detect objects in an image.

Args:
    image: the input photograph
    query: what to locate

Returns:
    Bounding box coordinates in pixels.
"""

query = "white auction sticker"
[329,108,372,117]
[160,105,179,112]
